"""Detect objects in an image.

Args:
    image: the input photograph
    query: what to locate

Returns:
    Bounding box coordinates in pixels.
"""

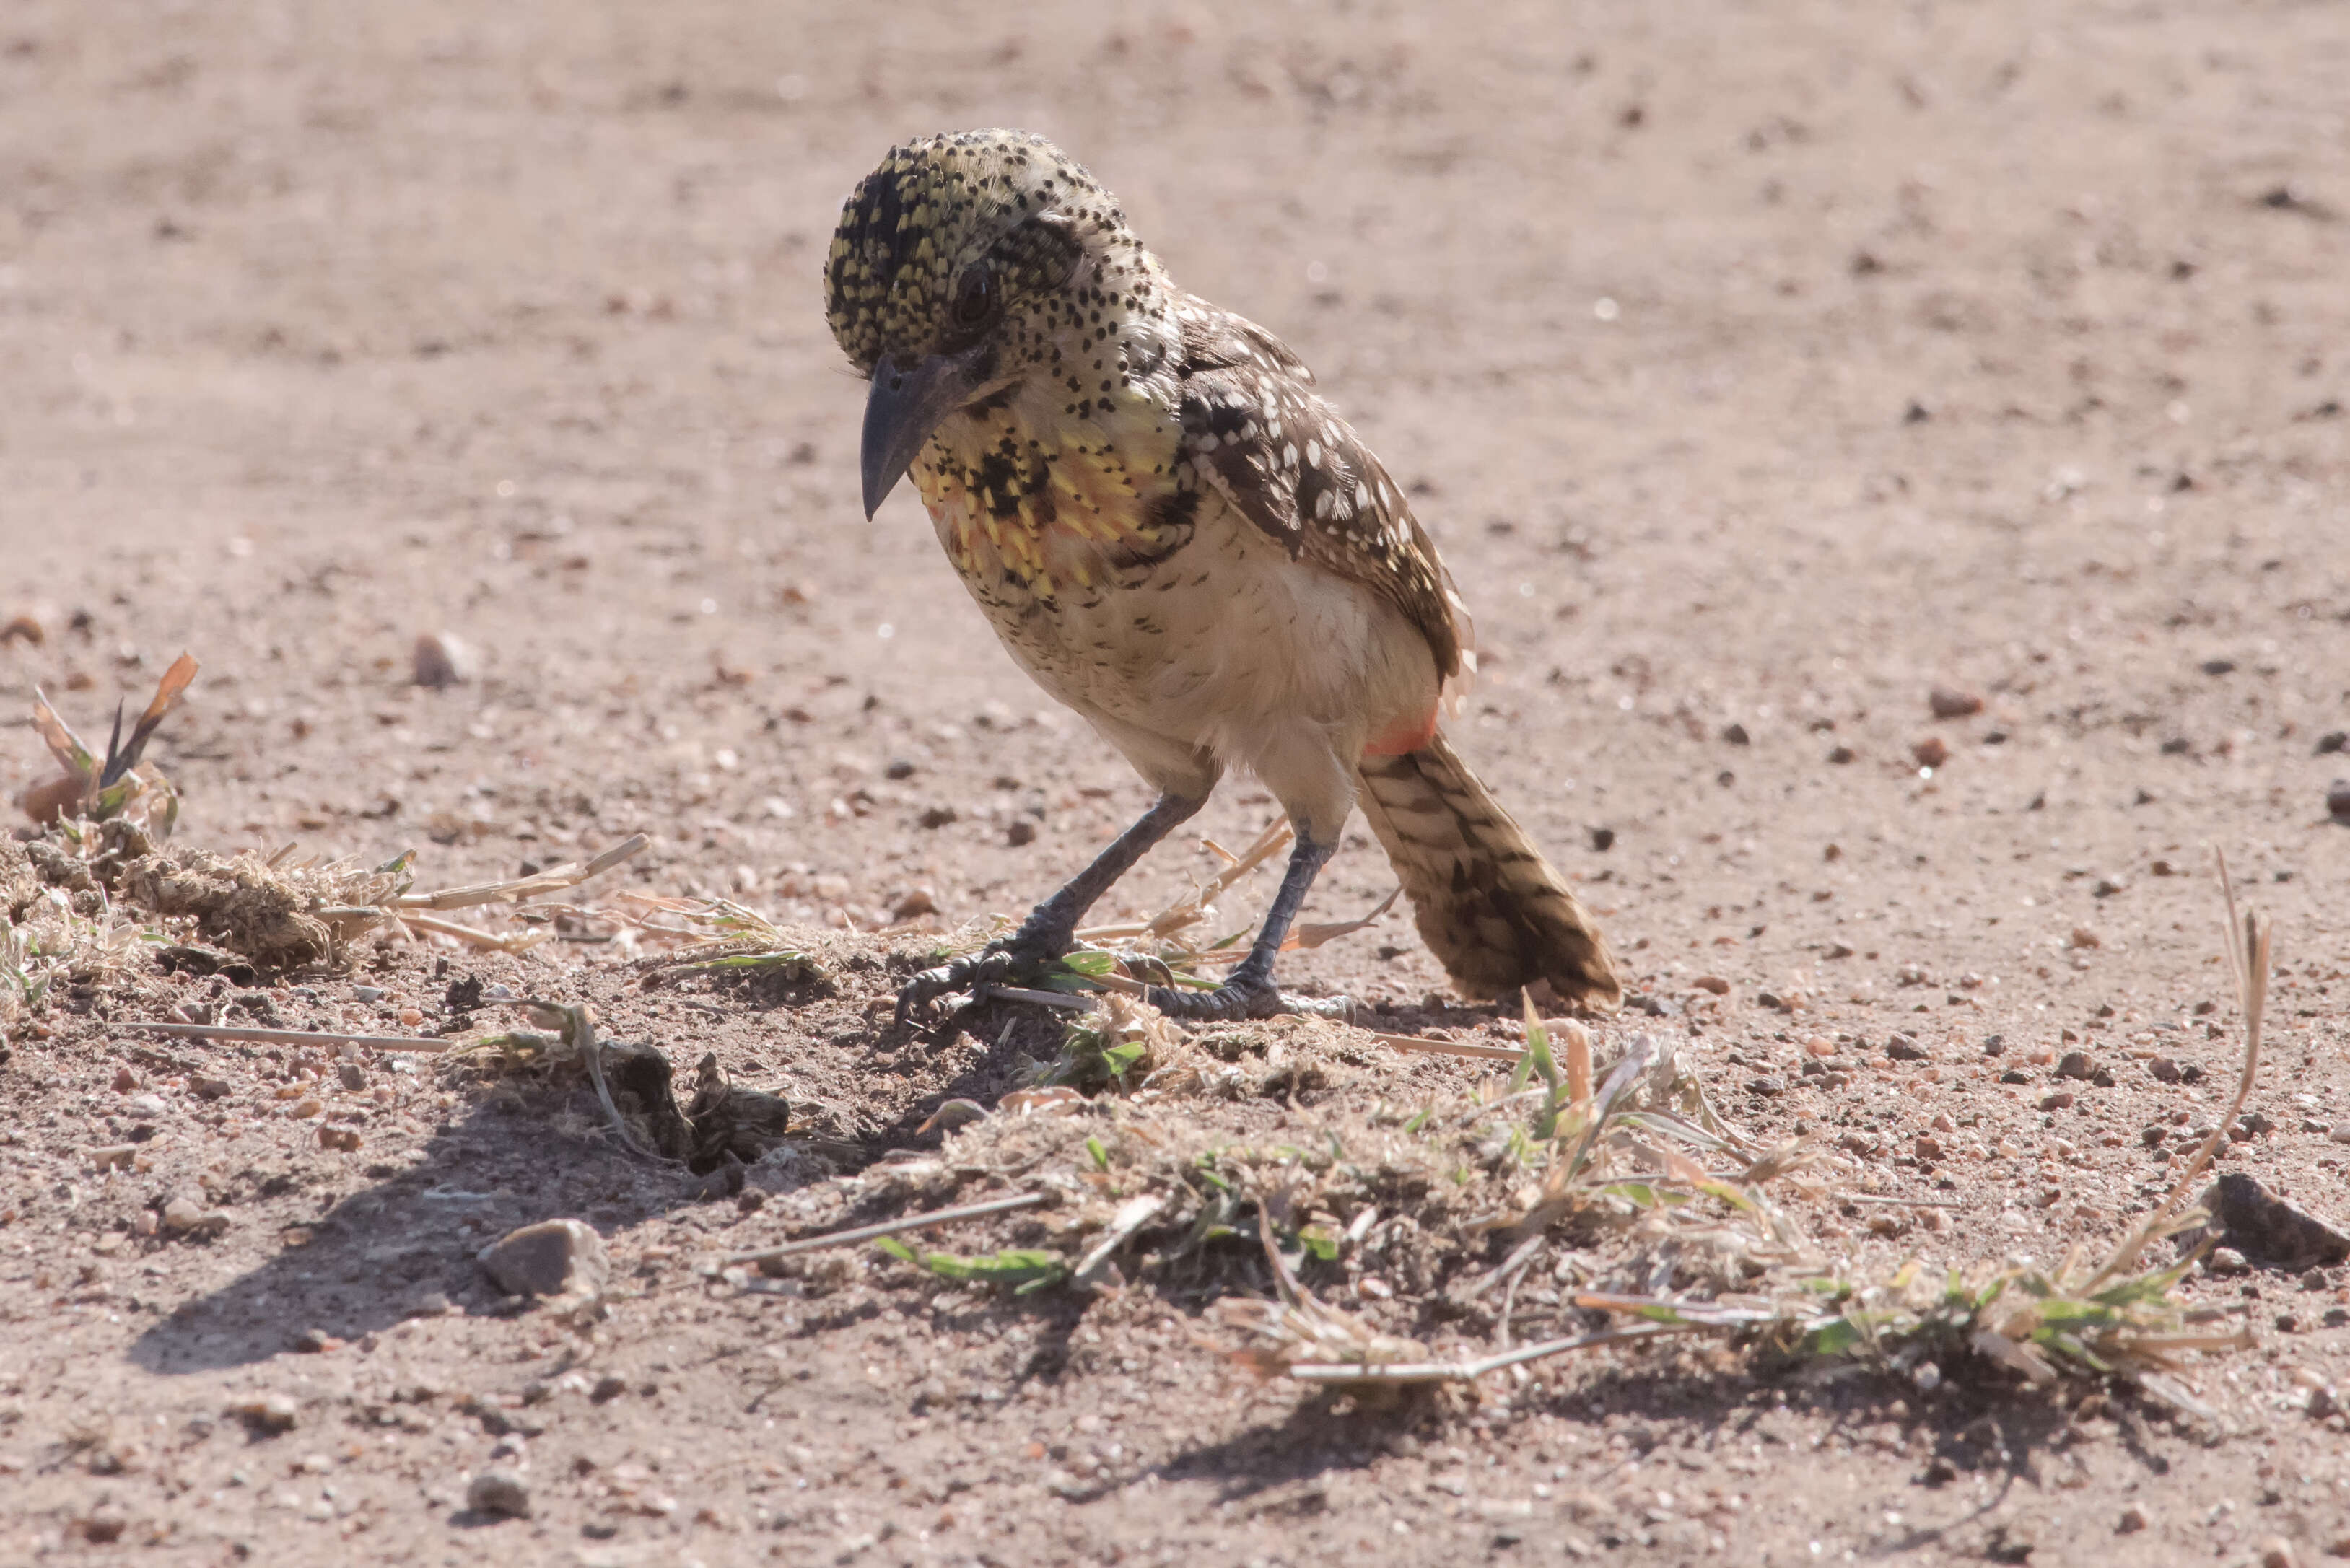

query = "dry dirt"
[5,1,2350,1564]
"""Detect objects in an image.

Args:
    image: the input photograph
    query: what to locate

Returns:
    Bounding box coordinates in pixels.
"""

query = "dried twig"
[395,834,648,911]
[716,1191,1052,1269]
[1074,1193,1168,1285]
[123,1020,453,1054]
[2086,847,2270,1292]
[1363,1030,1525,1064]
[1287,1323,1692,1385]
[398,911,549,953]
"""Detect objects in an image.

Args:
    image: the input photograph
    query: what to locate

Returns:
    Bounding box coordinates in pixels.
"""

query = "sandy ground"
[4,1,2350,1563]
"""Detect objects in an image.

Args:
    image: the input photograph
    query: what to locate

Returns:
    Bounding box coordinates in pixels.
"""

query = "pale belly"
[930,487,1440,825]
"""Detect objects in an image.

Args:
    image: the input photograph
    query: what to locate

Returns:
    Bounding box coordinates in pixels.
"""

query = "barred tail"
[1354,733,1622,1008]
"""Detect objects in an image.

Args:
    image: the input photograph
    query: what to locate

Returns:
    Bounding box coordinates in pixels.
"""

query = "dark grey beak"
[860,349,985,519]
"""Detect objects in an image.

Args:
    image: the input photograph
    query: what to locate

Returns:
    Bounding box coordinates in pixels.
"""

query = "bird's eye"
[951,266,994,328]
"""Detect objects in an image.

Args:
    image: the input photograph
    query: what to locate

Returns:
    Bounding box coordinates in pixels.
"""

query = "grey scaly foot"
[894,933,1070,1025]
[1143,972,1354,1023]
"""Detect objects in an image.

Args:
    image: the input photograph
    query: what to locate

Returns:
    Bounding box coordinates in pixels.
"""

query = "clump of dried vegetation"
[3,659,661,1038]
[707,857,2273,1424]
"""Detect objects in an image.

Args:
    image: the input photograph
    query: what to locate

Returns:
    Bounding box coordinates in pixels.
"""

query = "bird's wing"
[1173,298,1471,683]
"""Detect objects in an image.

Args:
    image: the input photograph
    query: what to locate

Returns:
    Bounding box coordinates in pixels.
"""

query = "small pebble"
[1910,735,1950,769]
[466,1468,531,1519]
[1929,685,1983,719]
[410,1291,452,1318]
[337,1062,367,1091]
[2056,1051,2094,1080]
[191,1077,231,1100]
[233,1394,299,1433]
[1692,976,1731,996]
[288,1098,323,1119]
[319,1127,361,1152]
[2117,1504,2149,1534]
[123,1093,169,1121]
[2209,1246,2249,1276]
[479,1218,610,1298]
[2328,780,2350,824]
[2258,1536,2297,1568]
[2149,1058,2182,1083]
[413,631,474,688]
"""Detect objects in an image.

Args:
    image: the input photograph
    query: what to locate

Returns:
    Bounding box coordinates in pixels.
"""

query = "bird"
[824,129,1621,1024]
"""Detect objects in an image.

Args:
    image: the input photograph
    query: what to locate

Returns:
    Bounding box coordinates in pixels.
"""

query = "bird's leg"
[896,792,1207,1022]
[1146,830,1349,1022]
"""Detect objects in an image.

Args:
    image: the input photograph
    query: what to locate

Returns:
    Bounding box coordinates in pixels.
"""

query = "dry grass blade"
[2086,848,2269,1292]
[1073,1193,1168,1285]
[715,1191,1052,1270]
[1075,818,1292,946]
[510,999,663,1162]
[123,1020,453,1054]
[396,833,648,911]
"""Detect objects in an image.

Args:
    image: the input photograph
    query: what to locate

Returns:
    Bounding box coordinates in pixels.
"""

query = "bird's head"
[825,130,1166,517]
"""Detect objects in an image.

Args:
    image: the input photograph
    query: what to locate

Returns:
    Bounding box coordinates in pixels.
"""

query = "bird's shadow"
[124,1083,800,1375]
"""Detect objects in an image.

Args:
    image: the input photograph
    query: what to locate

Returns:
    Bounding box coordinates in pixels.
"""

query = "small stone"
[1691,976,1731,996]
[161,1193,205,1232]
[2310,1385,2340,1419]
[1005,819,1038,846]
[90,1144,137,1171]
[466,1468,531,1519]
[123,1092,169,1122]
[191,1077,232,1100]
[1910,735,1950,769]
[479,1218,610,1298]
[1929,686,1983,719]
[2056,1051,2094,1080]
[409,1291,452,1318]
[2329,780,2350,824]
[287,1097,323,1119]
[1721,722,1750,746]
[1914,1135,1945,1162]
[291,1327,342,1354]
[2000,1069,2030,1085]
[590,1375,627,1403]
[891,885,939,919]
[2258,1537,2297,1568]
[413,631,474,688]
[2316,731,2349,755]
[916,805,957,830]
[1747,1076,1786,1096]
[2116,1504,2149,1534]
[2068,927,2101,950]
[2150,1058,2182,1083]
[2040,1092,2076,1111]
[75,1507,127,1545]
[112,1066,139,1093]
[2209,1246,2249,1276]
[1885,1035,1929,1061]
[1827,744,1856,764]
[233,1393,299,1433]
[319,1126,361,1152]
[337,1061,367,1091]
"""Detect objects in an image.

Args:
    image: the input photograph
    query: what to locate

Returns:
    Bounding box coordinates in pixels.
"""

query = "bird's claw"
[894,939,1064,1026]
[1143,974,1355,1024]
